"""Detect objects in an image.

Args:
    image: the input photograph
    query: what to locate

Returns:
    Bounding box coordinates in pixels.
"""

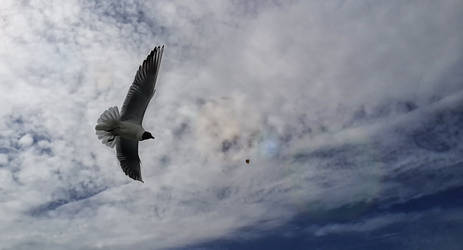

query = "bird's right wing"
[120,46,164,124]
[116,137,143,182]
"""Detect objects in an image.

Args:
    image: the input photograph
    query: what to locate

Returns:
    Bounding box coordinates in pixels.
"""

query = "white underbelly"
[114,121,144,140]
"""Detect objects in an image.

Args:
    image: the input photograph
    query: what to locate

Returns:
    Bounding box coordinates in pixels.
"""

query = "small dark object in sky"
[245,159,250,164]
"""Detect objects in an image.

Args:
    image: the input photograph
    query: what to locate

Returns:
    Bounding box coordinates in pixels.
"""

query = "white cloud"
[314,213,410,236]
[0,154,8,165]
[18,134,33,147]
[0,0,462,249]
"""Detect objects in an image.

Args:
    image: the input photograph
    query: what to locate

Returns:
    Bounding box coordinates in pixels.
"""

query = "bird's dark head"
[141,131,155,141]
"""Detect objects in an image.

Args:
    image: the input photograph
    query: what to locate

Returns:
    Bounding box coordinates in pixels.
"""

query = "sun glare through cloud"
[0,1,463,249]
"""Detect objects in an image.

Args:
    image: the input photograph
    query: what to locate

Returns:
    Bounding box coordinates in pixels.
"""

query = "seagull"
[95,46,164,182]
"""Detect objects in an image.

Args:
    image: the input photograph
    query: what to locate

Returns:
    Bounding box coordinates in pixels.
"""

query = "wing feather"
[114,45,164,182]
[120,46,164,124]
[116,138,143,182]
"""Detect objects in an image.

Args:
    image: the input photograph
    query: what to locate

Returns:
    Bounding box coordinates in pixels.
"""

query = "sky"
[0,0,463,249]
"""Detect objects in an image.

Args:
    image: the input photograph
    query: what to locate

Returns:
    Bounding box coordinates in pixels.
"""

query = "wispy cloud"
[313,213,411,236]
[0,0,462,249]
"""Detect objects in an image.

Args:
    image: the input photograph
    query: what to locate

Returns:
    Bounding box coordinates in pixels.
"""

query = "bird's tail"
[95,106,120,148]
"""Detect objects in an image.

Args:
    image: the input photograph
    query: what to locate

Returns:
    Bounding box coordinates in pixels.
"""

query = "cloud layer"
[0,0,462,249]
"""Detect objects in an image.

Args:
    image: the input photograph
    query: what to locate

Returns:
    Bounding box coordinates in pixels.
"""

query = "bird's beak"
[151,135,155,139]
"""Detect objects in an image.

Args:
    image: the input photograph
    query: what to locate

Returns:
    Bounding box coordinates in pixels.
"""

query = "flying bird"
[95,46,164,182]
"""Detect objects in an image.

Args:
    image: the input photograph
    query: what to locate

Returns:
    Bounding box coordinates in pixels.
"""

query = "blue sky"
[0,1,462,249]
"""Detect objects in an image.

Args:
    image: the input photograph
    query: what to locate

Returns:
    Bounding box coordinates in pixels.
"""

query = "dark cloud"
[0,0,462,249]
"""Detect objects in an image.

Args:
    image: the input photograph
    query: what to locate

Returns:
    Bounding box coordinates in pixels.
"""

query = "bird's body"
[113,121,145,141]
[95,46,164,182]
[95,119,145,140]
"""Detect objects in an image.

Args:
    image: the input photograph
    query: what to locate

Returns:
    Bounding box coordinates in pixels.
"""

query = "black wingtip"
[154,45,165,51]
[135,173,144,183]
[129,175,144,183]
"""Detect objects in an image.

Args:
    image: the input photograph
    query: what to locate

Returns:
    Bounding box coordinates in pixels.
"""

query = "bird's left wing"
[116,137,143,182]
[120,46,164,124]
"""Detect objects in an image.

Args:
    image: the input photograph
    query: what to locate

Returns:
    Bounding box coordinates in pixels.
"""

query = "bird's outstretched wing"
[120,46,164,124]
[116,46,164,182]
[116,137,143,182]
